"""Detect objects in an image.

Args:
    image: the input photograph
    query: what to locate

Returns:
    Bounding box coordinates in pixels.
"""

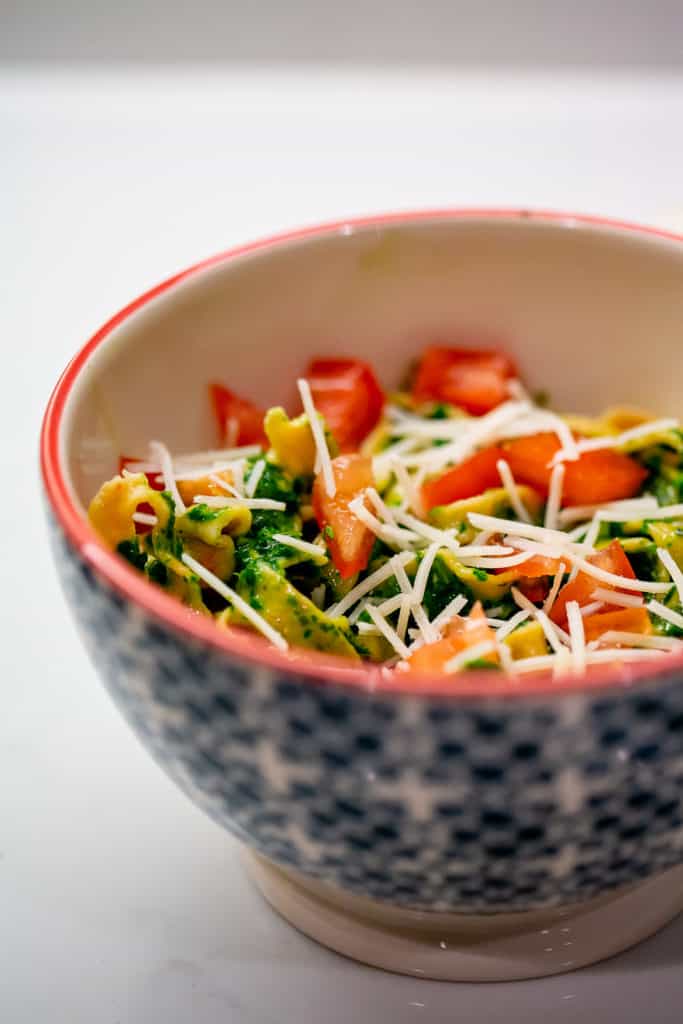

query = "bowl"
[41,210,683,981]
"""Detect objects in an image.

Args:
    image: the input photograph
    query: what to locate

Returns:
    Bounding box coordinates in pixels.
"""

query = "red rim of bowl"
[40,207,683,699]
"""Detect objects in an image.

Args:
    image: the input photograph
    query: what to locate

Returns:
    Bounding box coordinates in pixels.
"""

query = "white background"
[3,13,683,1022]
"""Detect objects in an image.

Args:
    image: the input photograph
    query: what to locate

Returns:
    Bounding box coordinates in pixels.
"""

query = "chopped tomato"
[503,433,648,505]
[422,447,506,510]
[582,607,652,644]
[209,383,267,446]
[517,577,551,604]
[412,346,517,416]
[306,358,385,451]
[312,454,375,579]
[550,541,636,626]
[406,603,498,674]
[513,554,563,578]
[176,468,234,507]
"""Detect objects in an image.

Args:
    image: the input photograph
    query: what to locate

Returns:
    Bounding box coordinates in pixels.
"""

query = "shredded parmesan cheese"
[271,534,328,563]
[193,495,286,511]
[132,511,158,526]
[181,552,288,650]
[511,587,565,654]
[566,600,587,673]
[542,561,567,615]
[149,440,187,514]
[647,600,683,630]
[597,631,683,650]
[297,378,336,498]
[657,547,683,604]
[364,604,411,659]
[496,459,531,523]
[327,550,414,618]
[245,458,266,498]
[544,463,565,531]
[590,587,643,608]
[444,640,497,674]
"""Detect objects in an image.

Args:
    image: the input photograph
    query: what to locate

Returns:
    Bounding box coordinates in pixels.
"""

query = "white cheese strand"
[444,640,497,674]
[297,378,336,498]
[597,631,683,650]
[496,459,531,523]
[544,462,565,531]
[364,604,411,659]
[567,600,587,673]
[326,550,414,618]
[149,440,187,514]
[657,547,683,604]
[181,552,288,650]
[542,561,567,616]
[511,587,566,654]
[245,458,266,498]
[647,600,683,631]
[552,418,680,464]
[271,533,328,564]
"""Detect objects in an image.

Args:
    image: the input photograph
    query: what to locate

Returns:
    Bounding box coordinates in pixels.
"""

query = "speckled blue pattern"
[50,516,683,913]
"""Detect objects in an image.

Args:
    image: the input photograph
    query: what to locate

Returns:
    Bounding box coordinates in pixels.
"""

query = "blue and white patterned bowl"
[41,211,683,978]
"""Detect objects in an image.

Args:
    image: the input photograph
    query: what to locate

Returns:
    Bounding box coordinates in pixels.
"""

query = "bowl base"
[244,850,683,981]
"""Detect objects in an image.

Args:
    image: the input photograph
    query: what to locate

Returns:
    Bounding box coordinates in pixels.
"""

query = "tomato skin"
[582,607,652,644]
[412,346,517,416]
[306,358,385,451]
[406,603,498,674]
[312,454,375,579]
[550,541,636,626]
[209,383,267,446]
[503,433,648,505]
[422,447,506,510]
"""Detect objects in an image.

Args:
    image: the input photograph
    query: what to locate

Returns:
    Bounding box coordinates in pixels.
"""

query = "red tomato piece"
[582,607,652,644]
[412,346,517,416]
[209,383,267,446]
[312,454,375,579]
[406,603,498,674]
[422,447,506,510]
[503,433,648,505]
[550,541,636,626]
[306,358,385,451]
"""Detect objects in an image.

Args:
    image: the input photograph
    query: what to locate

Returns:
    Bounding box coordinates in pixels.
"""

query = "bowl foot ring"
[244,850,683,981]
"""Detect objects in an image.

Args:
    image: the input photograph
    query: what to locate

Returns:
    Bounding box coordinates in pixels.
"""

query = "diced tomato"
[582,607,652,644]
[422,447,506,510]
[550,540,636,626]
[176,468,234,507]
[306,358,385,451]
[406,603,498,674]
[503,433,648,505]
[412,346,517,416]
[312,454,375,579]
[514,554,563,578]
[209,383,267,446]
[517,577,551,604]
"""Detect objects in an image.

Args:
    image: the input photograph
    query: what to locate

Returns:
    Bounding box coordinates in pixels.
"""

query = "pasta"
[88,348,683,677]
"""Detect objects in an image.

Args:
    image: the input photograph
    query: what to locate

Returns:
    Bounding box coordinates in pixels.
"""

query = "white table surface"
[3,66,683,1023]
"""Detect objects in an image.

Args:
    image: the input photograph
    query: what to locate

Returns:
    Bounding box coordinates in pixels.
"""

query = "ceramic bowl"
[41,210,683,980]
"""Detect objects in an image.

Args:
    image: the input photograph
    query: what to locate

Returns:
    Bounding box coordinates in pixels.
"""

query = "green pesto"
[186,503,220,522]
[234,562,359,658]
[116,538,147,572]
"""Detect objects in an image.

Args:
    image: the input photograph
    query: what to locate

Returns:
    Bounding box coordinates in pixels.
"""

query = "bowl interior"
[60,214,683,512]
